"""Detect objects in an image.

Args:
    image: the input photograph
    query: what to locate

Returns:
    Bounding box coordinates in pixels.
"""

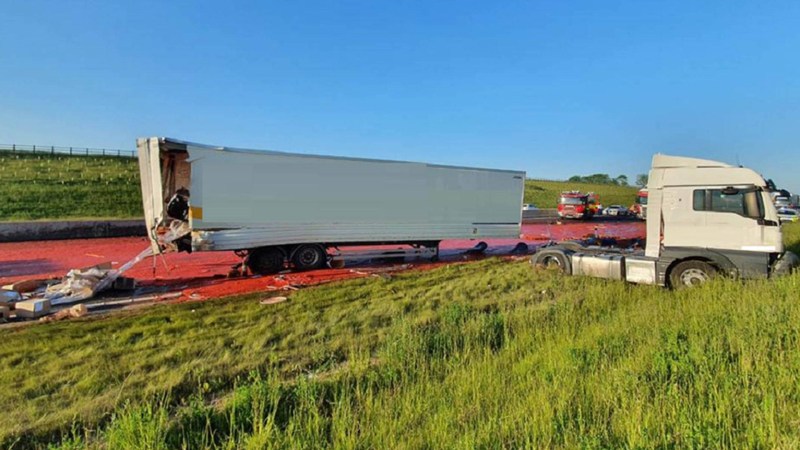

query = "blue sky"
[2,0,798,192]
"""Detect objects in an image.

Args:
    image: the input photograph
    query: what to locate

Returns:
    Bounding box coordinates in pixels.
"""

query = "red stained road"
[0,221,644,301]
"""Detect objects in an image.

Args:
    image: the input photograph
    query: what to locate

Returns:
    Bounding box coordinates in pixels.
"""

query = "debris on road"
[71,303,88,317]
[15,299,51,319]
[86,292,182,311]
[112,276,137,291]
[27,221,188,312]
[45,265,113,306]
[2,279,52,294]
[350,264,413,275]
[40,304,89,322]
[260,296,288,305]
[0,289,21,304]
[42,257,149,306]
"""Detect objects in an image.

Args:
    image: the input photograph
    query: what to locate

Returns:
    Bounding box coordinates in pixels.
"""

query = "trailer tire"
[669,260,716,288]
[247,247,286,275]
[532,250,572,275]
[291,244,328,271]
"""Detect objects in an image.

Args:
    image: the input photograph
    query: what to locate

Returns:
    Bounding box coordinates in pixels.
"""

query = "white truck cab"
[532,154,799,287]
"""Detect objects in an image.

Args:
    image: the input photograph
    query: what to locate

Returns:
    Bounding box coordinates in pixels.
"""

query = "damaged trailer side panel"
[137,137,525,254]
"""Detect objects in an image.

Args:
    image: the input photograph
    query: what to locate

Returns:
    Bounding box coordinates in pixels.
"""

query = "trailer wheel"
[532,250,572,274]
[291,244,328,271]
[247,247,286,275]
[669,260,717,288]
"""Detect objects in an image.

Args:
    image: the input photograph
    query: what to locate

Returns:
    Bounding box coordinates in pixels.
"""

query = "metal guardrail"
[0,143,135,158]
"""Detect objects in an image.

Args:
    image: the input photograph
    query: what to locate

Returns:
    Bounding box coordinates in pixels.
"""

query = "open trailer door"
[137,137,164,252]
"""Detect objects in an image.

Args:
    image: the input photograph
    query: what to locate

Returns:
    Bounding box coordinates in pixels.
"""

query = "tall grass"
[49,270,800,448]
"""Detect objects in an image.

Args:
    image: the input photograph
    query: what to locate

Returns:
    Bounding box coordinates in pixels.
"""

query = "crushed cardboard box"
[43,253,151,306]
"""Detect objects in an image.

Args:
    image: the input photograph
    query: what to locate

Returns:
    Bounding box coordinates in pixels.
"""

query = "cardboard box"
[14,299,51,319]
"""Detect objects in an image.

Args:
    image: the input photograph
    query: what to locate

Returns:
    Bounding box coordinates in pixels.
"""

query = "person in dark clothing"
[166,187,190,221]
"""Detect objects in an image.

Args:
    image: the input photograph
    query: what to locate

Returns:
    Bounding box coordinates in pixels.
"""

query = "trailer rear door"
[137,137,164,252]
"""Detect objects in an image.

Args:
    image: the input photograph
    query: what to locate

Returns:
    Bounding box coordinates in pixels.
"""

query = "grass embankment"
[525,179,639,208]
[0,151,141,221]
[0,150,636,220]
[2,223,799,448]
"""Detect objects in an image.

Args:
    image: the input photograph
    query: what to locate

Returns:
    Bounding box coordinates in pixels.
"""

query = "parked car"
[777,208,799,223]
[522,203,539,211]
[775,197,791,209]
[604,205,629,216]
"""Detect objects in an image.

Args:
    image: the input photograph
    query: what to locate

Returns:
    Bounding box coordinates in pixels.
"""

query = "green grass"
[0,151,142,221]
[525,178,640,208]
[2,223,798,448]
[0,150,637,221]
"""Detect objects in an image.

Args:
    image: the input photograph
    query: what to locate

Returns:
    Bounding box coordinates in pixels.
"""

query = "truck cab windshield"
[560,197,585,205]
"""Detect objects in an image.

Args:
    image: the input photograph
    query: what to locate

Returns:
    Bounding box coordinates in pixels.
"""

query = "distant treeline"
[568,173,648,187]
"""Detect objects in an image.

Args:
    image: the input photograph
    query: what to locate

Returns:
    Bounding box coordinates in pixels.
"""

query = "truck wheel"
[669,260,716,288]
[532,250,571,274]
[291,244,328,271]
[247,247,286,275]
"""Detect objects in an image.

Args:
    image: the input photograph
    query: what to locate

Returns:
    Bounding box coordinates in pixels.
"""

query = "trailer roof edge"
[151,137,526,176]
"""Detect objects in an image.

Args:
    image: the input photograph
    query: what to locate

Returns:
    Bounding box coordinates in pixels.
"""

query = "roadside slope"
[0,151,141,221]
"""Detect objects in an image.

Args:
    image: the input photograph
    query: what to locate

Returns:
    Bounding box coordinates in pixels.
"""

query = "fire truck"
[557,191,599,219]
[630,188,648,220]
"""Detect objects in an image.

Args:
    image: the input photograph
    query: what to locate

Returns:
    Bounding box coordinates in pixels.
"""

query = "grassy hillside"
[0,151,142,221]
[525,178,639,208]
[2,223,799,448]
[0,150,637,221]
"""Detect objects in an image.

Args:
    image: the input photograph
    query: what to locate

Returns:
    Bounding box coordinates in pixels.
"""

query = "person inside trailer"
[165,187,192,252]
[166,187,190,221]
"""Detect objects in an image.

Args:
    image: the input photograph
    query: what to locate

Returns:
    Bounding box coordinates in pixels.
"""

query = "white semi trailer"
[532,154,799,287]
[137,137,525,274]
